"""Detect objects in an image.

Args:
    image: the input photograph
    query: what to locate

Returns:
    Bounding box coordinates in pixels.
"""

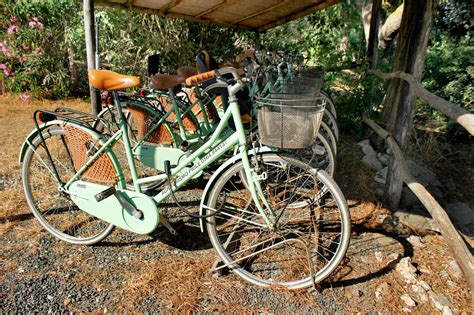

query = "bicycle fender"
[19,120,65,164]
[198,146,274,232]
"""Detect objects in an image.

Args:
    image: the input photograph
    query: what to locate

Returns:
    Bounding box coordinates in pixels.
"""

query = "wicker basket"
[62,124,117,184]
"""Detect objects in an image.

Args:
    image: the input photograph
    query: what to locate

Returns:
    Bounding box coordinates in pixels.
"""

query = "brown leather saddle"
[89,70,140,91]
[151,74,186,90]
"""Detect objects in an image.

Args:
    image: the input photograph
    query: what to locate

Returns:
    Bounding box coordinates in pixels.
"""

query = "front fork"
[229,94,275,228]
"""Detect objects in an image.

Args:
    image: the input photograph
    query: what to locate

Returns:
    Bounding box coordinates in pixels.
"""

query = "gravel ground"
[0,97,471,312]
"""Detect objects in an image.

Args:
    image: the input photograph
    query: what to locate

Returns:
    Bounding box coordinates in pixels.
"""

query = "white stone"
[363,154,383,171]
[442,306,453,315]
[395,257,418,284]
[448,260,463,279]
[407,235,426,248]
[374,167,388,184]
[411,284,429,303]
[418,280,432,291]
[401,294,417,307]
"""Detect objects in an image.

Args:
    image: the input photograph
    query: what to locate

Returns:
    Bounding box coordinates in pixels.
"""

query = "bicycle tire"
[21,127,114,245]
[204,153,351,289]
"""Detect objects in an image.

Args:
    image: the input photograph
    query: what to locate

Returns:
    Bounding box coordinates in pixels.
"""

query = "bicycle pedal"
[312,144,326,155]
[95,186,116,202]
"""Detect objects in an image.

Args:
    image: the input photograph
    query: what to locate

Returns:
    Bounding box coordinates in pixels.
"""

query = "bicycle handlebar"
[185,70,216,86]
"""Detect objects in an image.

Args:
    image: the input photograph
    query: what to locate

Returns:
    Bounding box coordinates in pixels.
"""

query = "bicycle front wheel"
[21,127,114,245]
[205,154,350,289]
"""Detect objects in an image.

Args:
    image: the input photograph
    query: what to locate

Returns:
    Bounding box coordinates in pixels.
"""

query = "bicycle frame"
[63,85,275,227]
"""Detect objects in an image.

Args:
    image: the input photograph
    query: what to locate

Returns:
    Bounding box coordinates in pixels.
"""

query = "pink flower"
[34,48,42,56]
[28,21,37,28]
[20,43,29,50]
[2,48,12,57]
[9,16,19,25]
[0,63,6,70]
[36,22,44,30]
[19,93,32,101]
[7,25,19,34]
[17,55,26,63]
[3,68,13,77]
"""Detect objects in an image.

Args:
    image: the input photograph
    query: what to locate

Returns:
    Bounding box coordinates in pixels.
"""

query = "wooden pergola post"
[381,0,435,208]
[83,0,101,116]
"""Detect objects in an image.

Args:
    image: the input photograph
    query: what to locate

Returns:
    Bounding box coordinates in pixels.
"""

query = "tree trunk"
[378,4,404,51]
[367,0,381,68]
[381,0,435,208]
[83,0,101,116]
[361,0,372,48]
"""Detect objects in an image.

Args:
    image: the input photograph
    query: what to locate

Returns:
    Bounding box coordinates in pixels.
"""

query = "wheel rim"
[23,128,113,244]
[206,155,350,289]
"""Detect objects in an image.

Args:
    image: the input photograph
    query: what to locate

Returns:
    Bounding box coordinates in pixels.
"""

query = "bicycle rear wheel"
[21,127,114,245]
[204,153,350,289]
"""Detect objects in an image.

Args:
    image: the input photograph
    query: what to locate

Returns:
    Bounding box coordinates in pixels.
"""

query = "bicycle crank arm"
[95,186,143,219]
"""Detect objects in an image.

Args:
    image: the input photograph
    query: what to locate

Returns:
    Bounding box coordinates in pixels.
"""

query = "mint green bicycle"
[20,68,351,289]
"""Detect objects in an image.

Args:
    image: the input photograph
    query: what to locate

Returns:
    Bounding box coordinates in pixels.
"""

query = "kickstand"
[160,216,177,235]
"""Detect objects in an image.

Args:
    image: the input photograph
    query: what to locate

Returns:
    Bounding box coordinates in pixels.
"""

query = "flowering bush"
[0,0,77,98]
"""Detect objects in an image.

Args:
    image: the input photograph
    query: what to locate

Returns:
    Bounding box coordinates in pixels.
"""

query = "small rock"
[362,144,377,156]
[418,280,431,291]
[378,153,390,166]
[47,295,54,301]
[357,139,370,147]
[17,267,25,273]
[442,306,453,315]
[362,154,383,171]
[374,167,388,184]
[401,294,417,307]
[394,211,440,233]
[395,257,418,284]
[402,307,412,313]
[448,260,463,279]
[406,235,426,248]
[411,284,429,303]
[375,282,389,299]
[63,298,71,306]
[352,288,363,298]
[440,270,450,279]
[436,294,452,308]
[419,268,432,275]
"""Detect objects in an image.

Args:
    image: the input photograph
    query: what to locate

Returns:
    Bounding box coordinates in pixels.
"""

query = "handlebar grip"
[185,70,216,86]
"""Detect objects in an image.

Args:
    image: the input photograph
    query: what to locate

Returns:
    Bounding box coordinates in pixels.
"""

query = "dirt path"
[0,96,471,312]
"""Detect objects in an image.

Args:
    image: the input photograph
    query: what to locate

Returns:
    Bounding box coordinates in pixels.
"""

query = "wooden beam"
[195,0,240,19]
[231,1,290,25]
[369,70,474,135]
[257,0,341,32]
[92,0,255,30]
[159,0,183,14]
[363,116,474,292]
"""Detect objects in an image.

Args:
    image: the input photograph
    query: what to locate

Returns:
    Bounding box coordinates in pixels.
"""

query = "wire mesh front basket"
[256,93,325,149]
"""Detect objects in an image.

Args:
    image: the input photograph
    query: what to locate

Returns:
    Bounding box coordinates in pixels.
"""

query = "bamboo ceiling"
[93,0,341,32]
